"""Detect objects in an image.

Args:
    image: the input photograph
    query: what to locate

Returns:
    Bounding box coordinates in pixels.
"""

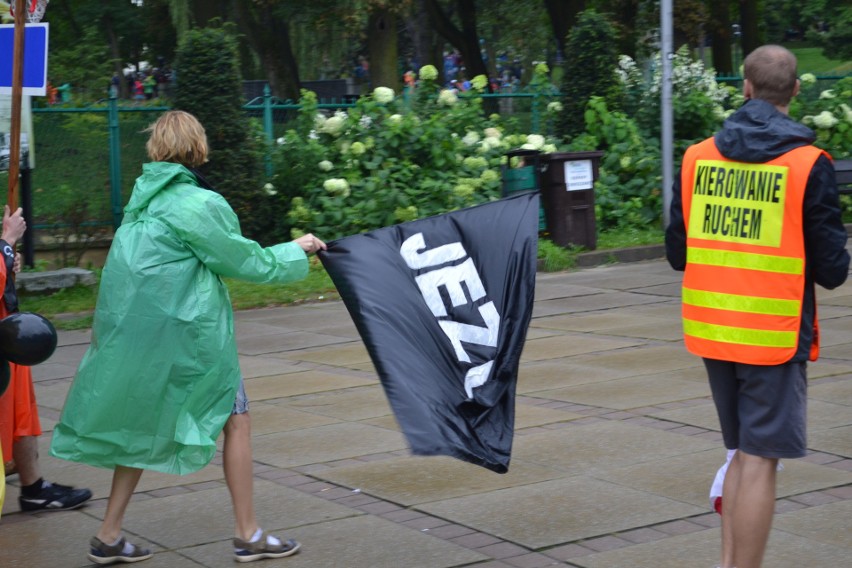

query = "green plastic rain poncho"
[50,162,308,475]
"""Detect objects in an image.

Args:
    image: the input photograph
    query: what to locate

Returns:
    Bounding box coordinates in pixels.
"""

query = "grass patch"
[596,227,665,249]
[789,46,852,75]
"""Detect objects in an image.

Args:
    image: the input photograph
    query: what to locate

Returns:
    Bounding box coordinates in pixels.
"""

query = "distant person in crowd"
[50,111,326,564]
[665,44,849,568]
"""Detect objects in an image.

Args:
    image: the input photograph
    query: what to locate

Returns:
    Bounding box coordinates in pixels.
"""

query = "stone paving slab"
[0,512,156,568]
[417,476,705,549]
[520,334,645,362]
[563,344,702,375]
[571,528,852,568]
[536,370,711,410]
[176,515,488,568]
[514,421,719,475]
[807,425,852,457]
[251,422,407,468]
[280,384,392,422]
[244,369,376,401]
[314,455,567,506]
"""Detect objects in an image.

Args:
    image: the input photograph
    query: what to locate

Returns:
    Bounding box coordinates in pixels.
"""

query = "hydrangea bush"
[272,68,561,240]
[792,75,852,160]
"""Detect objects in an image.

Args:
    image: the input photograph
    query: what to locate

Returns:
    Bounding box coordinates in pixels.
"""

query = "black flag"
[319,192,538,473]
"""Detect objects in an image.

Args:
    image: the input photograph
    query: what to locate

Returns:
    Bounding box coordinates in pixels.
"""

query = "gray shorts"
[703,358,807,459]
[232,379,249,415]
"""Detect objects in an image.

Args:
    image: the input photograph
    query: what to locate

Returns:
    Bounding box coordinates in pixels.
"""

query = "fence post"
[531,92,540,134]
[108,92,123,230]
[263,84,273,177]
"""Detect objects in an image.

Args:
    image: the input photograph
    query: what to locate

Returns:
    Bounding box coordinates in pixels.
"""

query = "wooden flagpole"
[7,0,26,212]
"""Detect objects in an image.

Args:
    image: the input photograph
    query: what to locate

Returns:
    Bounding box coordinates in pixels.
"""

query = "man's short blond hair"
[145,110,209,167]
[743,45,798,107]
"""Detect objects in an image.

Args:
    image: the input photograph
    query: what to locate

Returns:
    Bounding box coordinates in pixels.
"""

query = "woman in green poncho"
[50,111,325,564]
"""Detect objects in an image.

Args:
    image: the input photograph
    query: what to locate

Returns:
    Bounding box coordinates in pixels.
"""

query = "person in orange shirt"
[0,205,92,512]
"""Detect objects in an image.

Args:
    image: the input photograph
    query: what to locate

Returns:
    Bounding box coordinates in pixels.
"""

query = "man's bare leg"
[12,436,40,486]
[721,450,778,568]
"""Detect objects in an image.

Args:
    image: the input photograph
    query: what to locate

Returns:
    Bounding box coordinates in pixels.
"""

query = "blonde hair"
[145,110,209,167]
[743,45,798,107]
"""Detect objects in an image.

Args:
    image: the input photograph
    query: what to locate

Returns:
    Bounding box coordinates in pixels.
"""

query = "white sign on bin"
[563,159,594,191]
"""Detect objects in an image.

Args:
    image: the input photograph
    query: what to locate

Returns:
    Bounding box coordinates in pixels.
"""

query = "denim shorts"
[232,379,249,415]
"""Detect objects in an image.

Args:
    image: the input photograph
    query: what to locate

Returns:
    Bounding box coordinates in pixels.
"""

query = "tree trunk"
[738,0,761,58]
[543,0,585,63]
[708,0,732,75]
[367,8,400,91]
[99,4,127,98]
[407,0,440,69]
[424,0,490,91]
[233,2,300,101]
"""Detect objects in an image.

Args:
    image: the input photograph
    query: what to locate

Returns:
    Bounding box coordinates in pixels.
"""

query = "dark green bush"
[173,26,278,242]
[556,10,621,141]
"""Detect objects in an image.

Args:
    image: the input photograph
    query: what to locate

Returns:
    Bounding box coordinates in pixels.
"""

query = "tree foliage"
[173,26,273,242]
[556,9,620,141]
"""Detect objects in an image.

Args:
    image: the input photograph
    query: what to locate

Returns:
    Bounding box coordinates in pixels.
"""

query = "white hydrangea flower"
[800,73,816,85]
[373,86,395,104]
[812,111,838,129]
[462,131,480,146]
[819,90,836,100]
[841,104,852,124]
[419,65,438,81]
[314,114,327,129]
[388,114,403,124]
[520,143,537,150]
[323,178,351,198]
[276,137,286,145]
[321,115,346,136]
[547,101,563,113]
[438,89,458,106]
[318,160,333,172]
[263,183,277,196]
[542,144,557,153]
[359,115,373,128]
[526,134,545,150]
[350,141,366,155]
[484,127,502,140]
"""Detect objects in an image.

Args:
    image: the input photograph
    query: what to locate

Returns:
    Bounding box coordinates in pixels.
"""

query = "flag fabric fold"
[319,192,539,473]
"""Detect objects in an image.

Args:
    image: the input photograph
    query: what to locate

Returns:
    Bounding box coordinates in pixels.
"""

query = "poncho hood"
[124,162,198,221]
[714,99,816,163]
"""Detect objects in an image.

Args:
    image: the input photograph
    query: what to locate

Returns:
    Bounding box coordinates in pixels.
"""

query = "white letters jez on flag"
[319,191,539,473]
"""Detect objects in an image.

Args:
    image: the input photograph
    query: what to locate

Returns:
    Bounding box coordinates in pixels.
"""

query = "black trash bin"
[501,148,545,230]
[539,151,604,250]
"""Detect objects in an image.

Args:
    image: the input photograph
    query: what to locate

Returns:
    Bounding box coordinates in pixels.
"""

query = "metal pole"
[108,91,123,230]
[20,166,34,267]
[7,0,26,211]
[263,84,273,177]
[661,0,674,227]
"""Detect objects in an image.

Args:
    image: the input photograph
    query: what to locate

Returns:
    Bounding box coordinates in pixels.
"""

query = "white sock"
[238,528,281,549]
[107,536,135,556]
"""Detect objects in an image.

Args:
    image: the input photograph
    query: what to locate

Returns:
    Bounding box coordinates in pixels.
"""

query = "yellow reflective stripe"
[688,247,802,274]
[683,288,800,316]
[684,319,798,348]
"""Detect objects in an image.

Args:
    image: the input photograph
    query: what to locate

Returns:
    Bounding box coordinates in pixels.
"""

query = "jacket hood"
[714,99,816,163]
[124,162,197,219]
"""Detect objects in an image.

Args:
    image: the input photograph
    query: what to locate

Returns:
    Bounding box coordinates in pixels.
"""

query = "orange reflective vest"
[680,138,827,365]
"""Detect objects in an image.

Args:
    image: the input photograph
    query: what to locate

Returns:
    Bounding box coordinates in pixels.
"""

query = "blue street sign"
[0,23,49,96]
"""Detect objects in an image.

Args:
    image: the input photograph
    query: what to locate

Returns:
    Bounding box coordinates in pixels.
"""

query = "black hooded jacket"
[665,99,850,362]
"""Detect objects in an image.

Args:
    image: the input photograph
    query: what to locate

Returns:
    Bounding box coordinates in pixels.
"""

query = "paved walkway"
[2,255,851,568]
